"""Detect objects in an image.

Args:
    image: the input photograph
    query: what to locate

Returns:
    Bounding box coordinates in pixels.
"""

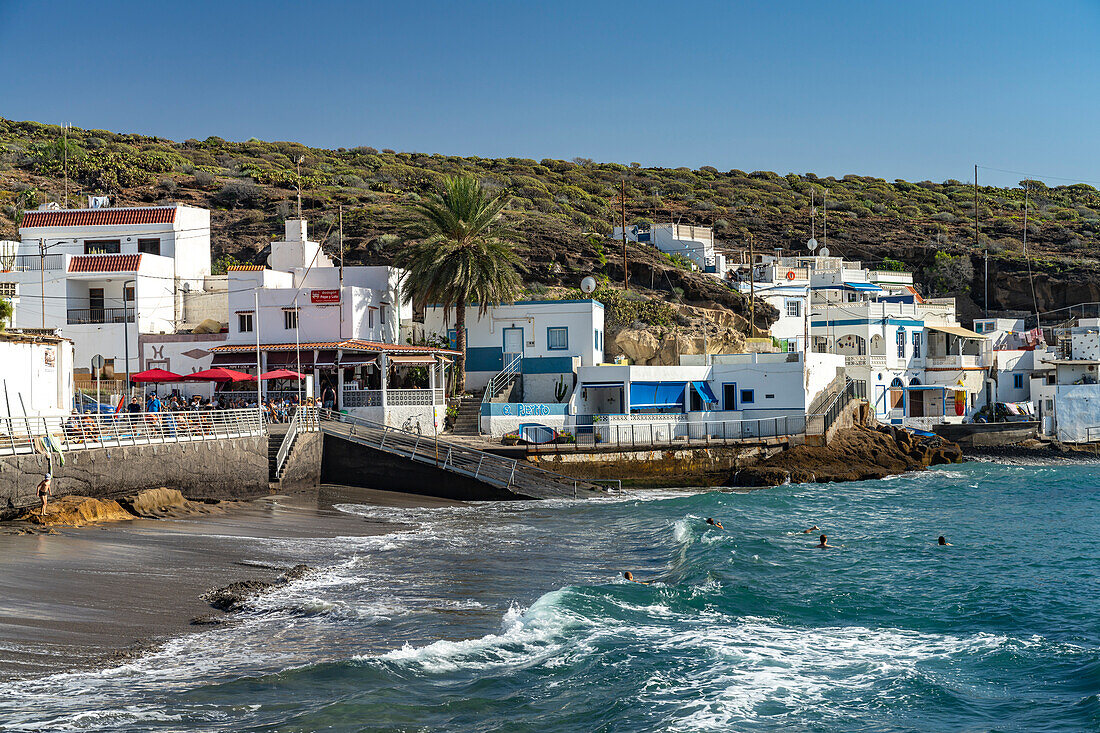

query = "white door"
[503,328,524,365]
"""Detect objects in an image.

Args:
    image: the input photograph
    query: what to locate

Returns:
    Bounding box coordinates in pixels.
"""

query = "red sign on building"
[310,289,341,304]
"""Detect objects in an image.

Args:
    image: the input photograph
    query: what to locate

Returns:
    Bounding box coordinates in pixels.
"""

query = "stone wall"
[279,431,323,489]
[0,436,270,517]
[530,444,780,488]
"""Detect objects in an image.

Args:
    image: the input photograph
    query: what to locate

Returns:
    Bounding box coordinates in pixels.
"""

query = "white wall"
[0,338,74,418]
[1053,384,1100,442]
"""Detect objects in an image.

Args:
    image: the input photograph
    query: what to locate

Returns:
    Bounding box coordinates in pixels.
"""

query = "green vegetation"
[558,286,676,329]
[394,175,523,393]
[0,298,11,329]
[925,252,974,295]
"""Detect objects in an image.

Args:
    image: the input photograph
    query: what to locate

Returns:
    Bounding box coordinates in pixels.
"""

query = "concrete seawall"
[320,434,516,500]
[0,436,270,517]
[531,444,782,488]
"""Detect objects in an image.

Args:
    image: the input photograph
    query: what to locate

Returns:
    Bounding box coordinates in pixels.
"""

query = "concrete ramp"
[318,410,605,500]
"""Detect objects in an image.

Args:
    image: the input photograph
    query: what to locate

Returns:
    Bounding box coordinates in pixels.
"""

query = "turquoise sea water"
[4,460,1100,731]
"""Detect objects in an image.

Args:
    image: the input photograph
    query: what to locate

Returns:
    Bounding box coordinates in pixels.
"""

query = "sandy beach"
[0,485,461,680]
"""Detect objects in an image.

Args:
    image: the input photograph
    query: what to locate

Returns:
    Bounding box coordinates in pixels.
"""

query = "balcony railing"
[0,253,66,272]
[341,388,444,408]
[67,307,134,325]
[927,354,984,368]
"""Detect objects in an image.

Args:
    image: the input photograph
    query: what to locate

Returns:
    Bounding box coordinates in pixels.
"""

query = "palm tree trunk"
[455,296,467,395]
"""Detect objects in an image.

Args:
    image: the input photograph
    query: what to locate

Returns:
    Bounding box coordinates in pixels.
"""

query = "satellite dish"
[819,247,830,257]
[580,276,597,294]
[807,238,818,251]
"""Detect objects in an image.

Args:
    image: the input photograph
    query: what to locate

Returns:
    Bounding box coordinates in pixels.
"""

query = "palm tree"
[396,176,523,394]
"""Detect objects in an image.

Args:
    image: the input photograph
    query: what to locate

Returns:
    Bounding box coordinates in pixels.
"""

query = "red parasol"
[259,369,307,380]
[182,368,257,383]
[131,368,186,383]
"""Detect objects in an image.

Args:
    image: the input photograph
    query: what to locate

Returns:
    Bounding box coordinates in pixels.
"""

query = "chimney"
[285,218,307,242]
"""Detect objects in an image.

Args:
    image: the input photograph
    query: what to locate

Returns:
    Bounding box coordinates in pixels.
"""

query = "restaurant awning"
[630,381,686,409]
[211,353,255,367]
[338,352,379,365]
[581,382,623,389]
[843,281,883,292]
[691,381,719,403]
[387,354,437,366]
[265,350,314,368]
[926,324,987,339]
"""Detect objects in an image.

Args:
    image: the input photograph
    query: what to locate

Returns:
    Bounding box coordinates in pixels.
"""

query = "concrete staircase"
[267,423,288,482]
[451,392,484,436]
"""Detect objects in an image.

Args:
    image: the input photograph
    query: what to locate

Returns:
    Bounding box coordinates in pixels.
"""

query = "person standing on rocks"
[36,474,52,513]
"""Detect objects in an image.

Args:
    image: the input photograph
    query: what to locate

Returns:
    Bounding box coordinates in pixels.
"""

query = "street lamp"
[36,238,73,329]
[123,278,135,391]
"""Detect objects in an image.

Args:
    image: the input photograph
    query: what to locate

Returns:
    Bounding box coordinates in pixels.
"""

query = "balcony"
[0,254,66,272]
[926,354,984,368]
[844,354,888,367]
[67,307,134,325]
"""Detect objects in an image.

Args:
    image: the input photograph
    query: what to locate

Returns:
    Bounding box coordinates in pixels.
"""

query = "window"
[786,299,801,318]
[595,329,600,350]
[1013,373,1024,390]
[137,238,160,255]
[1045,399,1053,410]
[123,285,134,302]
[379,305,386,325]
[547,326,568,350]
[238,313,254,332]
[723,384,738,410]
[368,309,375,328]
[84,239,120,254]
[974,322,985,333]
[740,389,755,404]
[1046,374,1056,385]
[912,331,922,358]
[284,310,298,330]
[896,328,906,358]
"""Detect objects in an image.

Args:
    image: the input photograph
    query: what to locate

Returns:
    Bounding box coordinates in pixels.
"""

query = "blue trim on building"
[521,356,574,374]
[427,299,604,309]
[481,402,569,417]
[465,346,503,373]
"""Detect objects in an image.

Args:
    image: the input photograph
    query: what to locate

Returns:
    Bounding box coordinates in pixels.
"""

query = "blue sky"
[2,0,1098,187]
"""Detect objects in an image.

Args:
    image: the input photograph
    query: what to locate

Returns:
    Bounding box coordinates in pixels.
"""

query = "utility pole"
[748,233,755,337]
[620,179,628,290]
[62,123,69,208]
[1024,179,1039,320]
[338,205,345,339]
[823,188,827,252]
[296,156,304,218]
[39,238,45,329]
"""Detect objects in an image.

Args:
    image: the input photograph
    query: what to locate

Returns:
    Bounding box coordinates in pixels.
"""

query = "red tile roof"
[227,265,266,271]
[21,207,178,229]
[210,339,458,355]
[68,254,143,273]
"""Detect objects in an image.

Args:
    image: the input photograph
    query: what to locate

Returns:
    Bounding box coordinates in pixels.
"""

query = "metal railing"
[274,405,319,479]
[806,379,867,436]
[317,408,593,499]
[0,407,265,457]
[340,388,443,407]
[1,253,66,272]
[67,307,134,325]
[562,415,804,449]
[483,353,523,405]
[1084,426,1100,443]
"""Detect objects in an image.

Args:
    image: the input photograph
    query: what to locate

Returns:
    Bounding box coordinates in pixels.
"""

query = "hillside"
[3,118,1100,324]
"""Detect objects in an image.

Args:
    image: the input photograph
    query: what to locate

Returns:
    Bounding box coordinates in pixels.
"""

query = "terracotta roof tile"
[227,265,266,271]
[210,339,458,355]
[68,254,143,273]
[21,207,178,229]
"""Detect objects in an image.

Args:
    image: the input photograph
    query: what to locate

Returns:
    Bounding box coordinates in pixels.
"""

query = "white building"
[423,299,605,395]
[0,332,75,419]
[4,203,212,377]
[200,219,450,428]
[614,223,726,275]
[1031,318,1100,441]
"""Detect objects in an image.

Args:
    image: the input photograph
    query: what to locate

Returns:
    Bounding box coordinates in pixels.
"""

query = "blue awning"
[629,381,685,409]
[692,381,719,403]
[844,281,883,292]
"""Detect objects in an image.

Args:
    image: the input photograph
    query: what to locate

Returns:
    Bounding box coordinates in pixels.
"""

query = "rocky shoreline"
[4,487,240,533]
[731,425,964,486]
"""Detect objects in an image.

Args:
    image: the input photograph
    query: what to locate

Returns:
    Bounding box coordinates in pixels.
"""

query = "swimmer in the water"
[817,534,832,548]
[801,525,820,534]
[938,536,951,546]
[705,518,725,529]
[623,571,650,585]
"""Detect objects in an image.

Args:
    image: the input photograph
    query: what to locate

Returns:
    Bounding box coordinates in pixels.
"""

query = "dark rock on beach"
[731,425,963,486]
[201,564,314,614]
